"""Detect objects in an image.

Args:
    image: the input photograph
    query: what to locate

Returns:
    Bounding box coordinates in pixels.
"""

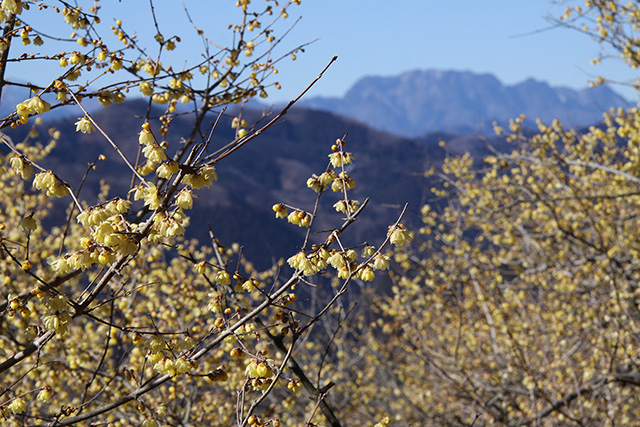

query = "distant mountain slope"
[6,101,464,268]
[301,69,632,137]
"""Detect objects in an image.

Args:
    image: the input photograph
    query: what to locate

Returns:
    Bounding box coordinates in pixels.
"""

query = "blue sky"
[274,0,636,101]
[9,0,638,104]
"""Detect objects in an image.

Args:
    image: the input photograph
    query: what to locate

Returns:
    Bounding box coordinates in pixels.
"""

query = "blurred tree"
[330,0,640,425]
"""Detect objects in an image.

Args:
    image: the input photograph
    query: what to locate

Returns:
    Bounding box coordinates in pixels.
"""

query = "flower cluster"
[153,355,197,376]
[306,170,336,193]
[331,171,355,192]
[76,198,131,227]
[275,140,358,235]
[287,250,327,276]
[288,244,390,282]
[15,96,50,124]
[41,294,73,337]
[62,6,89,29]
[138,123,168,173]
[287,209,311,227]
[333,199,359,215]
[134,334,198,377]
[33,170,69,198]
[245,358,275,391]
[50,199,135,273]
[150,210,186,240]
[132,183,161,209]
[181,166,217,189]
[328,151,354,168]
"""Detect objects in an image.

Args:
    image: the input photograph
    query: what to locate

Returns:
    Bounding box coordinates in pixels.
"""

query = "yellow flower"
[272,203,288,219]
[156,161,179,179]
[33,171,68,197]
[359,266,375,282]
[69,52,84,65]
[8,397,26,414]
[20,215,37,231]
[328,151,354,168]
[75,116,95,134]
[194,261,207,274]
[288,379,301,392]
[10,156,34,179]
[287,210,301,225]
[361,245,375,258]
[37,387,53,403]
[306,176,322,193]
[215,270,230,285]
[328,251,346,269]
[139,128,155,145]
[28,96,50,114]
[139,81,153,96]
[181,166,217,189]
[141,418,159,427]
[373,254,390,270]
[2,0,24,15]
[388,223,413,246]
[133,184,161,209]
[142,143,167,163]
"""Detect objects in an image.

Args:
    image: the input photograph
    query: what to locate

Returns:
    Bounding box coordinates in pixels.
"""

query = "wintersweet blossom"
[139,128,155,145]
[139,81,153,96]
[156,161,179,179]
[77,207,110,227]
[75,116,95,134]
[359,266,375,282]
[37,387,53,403]
[318,170,336,186]
[361,245,376,258]
[328,251,346,269]
[2,0,24,15]
[328,151,354,168]
[331,172,355,192]
[8,397,26,414]
[141,418,159,427]
[388,223,413,246]
[373,253,390,270]
[133,184,161,209]
[182,166,217,189]
[215,270,230,285]
[33,171,69,197]
[272,203,288,218]
[175,189,194,209]
[27,96,51,115]
[142,143,167,163]
[306,176,322,193]
[288,379,302,392]
[194,261,207,274]
[10,156,34,179]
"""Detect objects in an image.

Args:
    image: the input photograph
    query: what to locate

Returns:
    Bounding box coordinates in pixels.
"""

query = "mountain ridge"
[301,69,632,137]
